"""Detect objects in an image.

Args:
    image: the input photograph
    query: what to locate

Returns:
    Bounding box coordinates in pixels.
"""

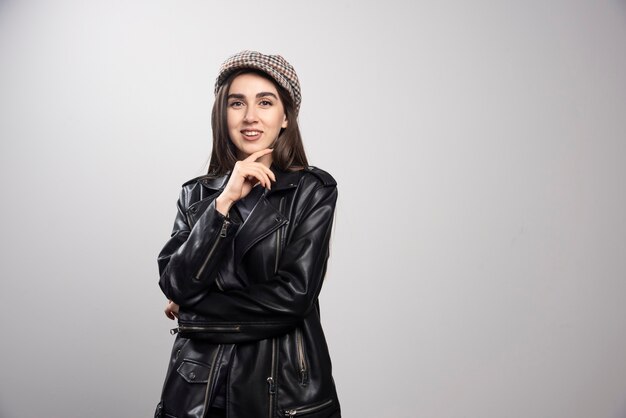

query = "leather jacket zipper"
[193,218,230,281]
[274,196,286,274]
[283,398,334,417]
[266,337,278,418]
[267,199,285,416]
[295,327,309,385]
[274,220,280,273]
[170,324,241,335]
[201,344,222,418]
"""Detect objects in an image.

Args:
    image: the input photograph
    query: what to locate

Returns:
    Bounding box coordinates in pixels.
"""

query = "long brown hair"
[205,68,308,176]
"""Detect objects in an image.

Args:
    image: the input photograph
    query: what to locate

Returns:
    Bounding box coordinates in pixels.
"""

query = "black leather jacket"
[155,164,342,418]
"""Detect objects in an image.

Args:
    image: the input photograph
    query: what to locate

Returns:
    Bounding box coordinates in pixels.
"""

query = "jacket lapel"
[198,165,303,266]
[233,165,303,265]
[233,193,287,266]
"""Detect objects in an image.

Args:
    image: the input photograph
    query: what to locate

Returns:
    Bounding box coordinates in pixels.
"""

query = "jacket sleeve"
[176,183,338,343]
[157,186,241,306]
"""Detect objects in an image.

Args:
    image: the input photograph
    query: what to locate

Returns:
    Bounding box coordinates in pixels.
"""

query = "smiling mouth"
[241,130,262,140]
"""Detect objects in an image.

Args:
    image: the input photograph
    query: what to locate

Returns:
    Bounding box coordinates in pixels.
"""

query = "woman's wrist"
[215,194,234,217]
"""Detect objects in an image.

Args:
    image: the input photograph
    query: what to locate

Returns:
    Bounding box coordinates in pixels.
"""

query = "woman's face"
[227,72,288,161]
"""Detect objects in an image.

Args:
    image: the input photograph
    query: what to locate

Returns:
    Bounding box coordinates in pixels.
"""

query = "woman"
[154,50,342,418]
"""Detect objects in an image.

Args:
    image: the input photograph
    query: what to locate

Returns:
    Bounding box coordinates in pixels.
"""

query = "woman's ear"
[281,114,288,129]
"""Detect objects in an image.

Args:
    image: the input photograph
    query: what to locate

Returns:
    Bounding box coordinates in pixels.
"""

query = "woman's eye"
[229,101,244,108]
[259,100,272,106]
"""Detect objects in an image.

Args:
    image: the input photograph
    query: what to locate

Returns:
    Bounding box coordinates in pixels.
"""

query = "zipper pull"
[284,410,297,417]
[266,377,276,394]
[170,327,179,335]
[219,220,229,237]
[300,368,308,385]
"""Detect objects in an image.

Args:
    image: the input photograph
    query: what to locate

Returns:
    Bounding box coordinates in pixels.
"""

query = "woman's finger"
[164,300,178,320]
[164,308,174,320]
[243,148,273,162]
[224,153,276,201]
[258,166,273,189]
[249,165,270,189]
[242,165,271,189]
[252,161,276,183]
[259,163,277,182]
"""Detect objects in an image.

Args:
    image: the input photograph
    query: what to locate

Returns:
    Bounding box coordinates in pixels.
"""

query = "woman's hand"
[215,148,277,216]
[164,299,179,320]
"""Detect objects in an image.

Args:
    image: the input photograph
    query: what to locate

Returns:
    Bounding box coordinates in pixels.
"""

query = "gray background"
[1,0,625,417]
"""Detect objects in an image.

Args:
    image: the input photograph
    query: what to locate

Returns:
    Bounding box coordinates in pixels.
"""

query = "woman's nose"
[243,106,258,123]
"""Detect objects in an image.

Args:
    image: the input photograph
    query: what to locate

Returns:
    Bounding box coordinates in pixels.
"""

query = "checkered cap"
[214,50,302,113]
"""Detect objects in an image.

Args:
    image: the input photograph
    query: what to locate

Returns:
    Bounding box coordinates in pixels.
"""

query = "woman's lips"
[241,130,262,141]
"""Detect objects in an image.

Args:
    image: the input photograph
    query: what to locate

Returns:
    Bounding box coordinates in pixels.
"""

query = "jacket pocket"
[176,359,212,383]
[159,340,222,418]
[294,326,309,386]
[283,398,335,417]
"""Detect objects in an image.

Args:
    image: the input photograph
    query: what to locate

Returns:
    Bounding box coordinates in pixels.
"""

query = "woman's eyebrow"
[256,92,278,99]
[227,92,278,100]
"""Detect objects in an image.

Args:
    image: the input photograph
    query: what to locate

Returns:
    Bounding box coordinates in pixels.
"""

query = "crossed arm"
[158,183,338,343]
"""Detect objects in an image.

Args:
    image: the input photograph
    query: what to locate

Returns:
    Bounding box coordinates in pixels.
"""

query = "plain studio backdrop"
[1,1,625,417]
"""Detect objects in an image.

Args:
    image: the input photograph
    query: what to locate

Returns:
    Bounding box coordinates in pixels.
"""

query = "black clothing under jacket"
[154,164,342,418]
